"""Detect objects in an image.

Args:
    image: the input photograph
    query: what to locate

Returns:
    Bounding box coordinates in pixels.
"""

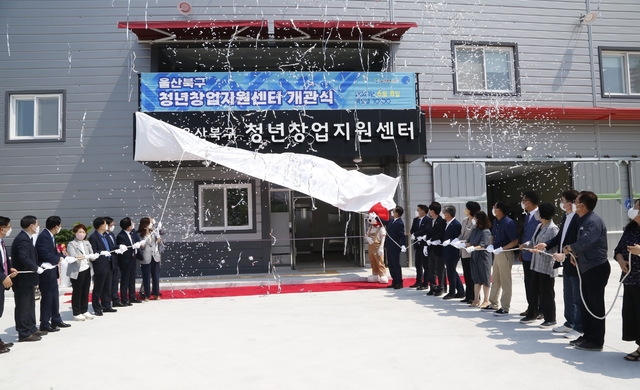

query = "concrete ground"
[1,262,639,389]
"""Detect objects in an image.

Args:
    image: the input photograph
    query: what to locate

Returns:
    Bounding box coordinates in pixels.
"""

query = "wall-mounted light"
[524,146,533,151]
[178,1,192,15]
[353,157,362,163]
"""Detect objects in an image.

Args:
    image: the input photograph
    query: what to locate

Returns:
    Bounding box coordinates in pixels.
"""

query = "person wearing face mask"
[103,217,122,308]
[426,202,446,296]
[11,216,47,342]
[520,203,559,327]
[563,191,610,351]
[66,224,97,321]
[117,217,143,305]
[35,216,72,332]
[535,190,582,339]
[138,217,162,300]
[409,204,431,289]
[518,191,542,318]
[614,199,640,361]
[458,202,481,303]
[466,211,493,308]
[89,217,116,316]
[486,201,519,315]
[0,216,18,352]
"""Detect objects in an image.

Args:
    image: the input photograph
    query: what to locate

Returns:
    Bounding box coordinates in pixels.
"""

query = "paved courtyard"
[1,264,639,389]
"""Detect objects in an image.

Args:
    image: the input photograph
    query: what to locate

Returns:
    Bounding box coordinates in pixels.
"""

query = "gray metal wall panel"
[433,163,486,206]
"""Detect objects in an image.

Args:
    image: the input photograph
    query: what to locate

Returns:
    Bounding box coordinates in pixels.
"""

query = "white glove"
[410,234,415,241]
[401,245,407,253]
[486,245,495,254]
[41,262,55,270]
[464,246,476,253]
[365,237,374,245]
[114,244,128,255]
[423,246,429,257]
[37,267,45,274]
[426,239,432,246]
[377,248,384,257]
[100,251,111,257]
[87,253,100,261]
[64,256,77,264]
[450,238,460,246]
[493,247,504,255]
[417,236,426,242]
[442,239,451,247]
[132,241,143,249]
[432,240,441,246]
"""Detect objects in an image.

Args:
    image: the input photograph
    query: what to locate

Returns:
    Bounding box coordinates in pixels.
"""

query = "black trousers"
[101,270,113,308]
[150,261,161,296]
[522,260,533,306]
[386,251,402,287]
[39,280,62,328]
[580,261,611,347]
[119,260,137,303]
[445,255,464,296]
[92,272,108,313]
[70,269,91,316]
[414,248,428,286]
[111,266,121,302]
[427,252,444,291]
[461,257,474,301]
[622,284,640,346]
[13,285,38,339]
[528,270,556,322]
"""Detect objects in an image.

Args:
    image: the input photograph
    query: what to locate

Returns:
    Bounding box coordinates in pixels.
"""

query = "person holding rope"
[384,206,406,289]
[614,198,640,361]
[66,224,98,321]
[563,191,610,352]
[466,211,492,308]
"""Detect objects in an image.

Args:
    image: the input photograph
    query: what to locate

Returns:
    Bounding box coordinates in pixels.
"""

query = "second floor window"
[600,49,640,97]
[6,91,65,142]
[452,42,518,95]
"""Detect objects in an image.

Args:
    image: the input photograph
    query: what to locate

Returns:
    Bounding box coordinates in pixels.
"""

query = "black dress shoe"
[386,284,395,288]
[426,290,436,296]
[126,302,133,306]
[0,346,9,353]
[434,290,443,297]
[94,311,104,316]
[112,301,126,307]
[33,330,48,337]
[416,286,427,291]
[460,298,470,303]
[409,283,420,288]
[19,334,42,342]
[394,285,403,289]
[39,326,59,333]
[442,294,455,300]
[454,292,466,299]
[0,341,14,348]
[103,307,118,313]
[130,299,142,304]
[52,322,71,328]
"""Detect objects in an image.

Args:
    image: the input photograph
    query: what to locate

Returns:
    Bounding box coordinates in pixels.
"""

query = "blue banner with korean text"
[139,72,417,112]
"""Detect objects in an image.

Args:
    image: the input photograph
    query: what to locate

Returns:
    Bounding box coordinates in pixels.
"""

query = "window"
[5,91,65,142]
[452,42,519,95]
[599,48,640,97]
[196,182,255,232]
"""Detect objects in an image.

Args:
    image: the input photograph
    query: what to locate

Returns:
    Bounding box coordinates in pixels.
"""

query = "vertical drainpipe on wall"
[586,0,601,157]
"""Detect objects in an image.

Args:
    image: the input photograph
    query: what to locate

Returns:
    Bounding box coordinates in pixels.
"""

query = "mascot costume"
[365,202,390,284]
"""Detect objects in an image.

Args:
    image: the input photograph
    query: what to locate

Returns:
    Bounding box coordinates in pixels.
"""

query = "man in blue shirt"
[564,191,610,351]
[486,201,519,315]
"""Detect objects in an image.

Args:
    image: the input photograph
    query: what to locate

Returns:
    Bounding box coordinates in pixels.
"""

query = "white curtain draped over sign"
[134,112,399,212]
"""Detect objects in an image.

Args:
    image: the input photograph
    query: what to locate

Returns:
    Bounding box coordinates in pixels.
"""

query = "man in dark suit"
[89,217,117,315]
[426,202,446,296]
[11,216,46,342]
[441,205,464,300]
[35,216,71,332]
[104,217,123,307]
[1,216,18,352]
[410,204,431,289]
[384,206,407,289]
[117,217,142,305]
[536,189,582,338]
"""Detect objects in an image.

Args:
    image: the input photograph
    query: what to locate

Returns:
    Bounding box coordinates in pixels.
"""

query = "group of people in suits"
[387,189,638,356]
[0,214,162,350]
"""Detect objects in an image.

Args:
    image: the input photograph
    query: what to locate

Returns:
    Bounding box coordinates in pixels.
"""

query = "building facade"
[1,0,639,276]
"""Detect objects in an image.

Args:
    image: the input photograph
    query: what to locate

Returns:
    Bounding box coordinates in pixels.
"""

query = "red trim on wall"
[117,20,269,41]
[421,104,640,121]
[273,20,417,41]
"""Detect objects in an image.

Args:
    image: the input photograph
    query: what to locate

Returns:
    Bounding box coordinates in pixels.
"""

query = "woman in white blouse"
[66,224,97,321]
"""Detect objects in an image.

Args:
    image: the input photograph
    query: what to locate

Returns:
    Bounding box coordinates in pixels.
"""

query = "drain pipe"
[586,0,597,107]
